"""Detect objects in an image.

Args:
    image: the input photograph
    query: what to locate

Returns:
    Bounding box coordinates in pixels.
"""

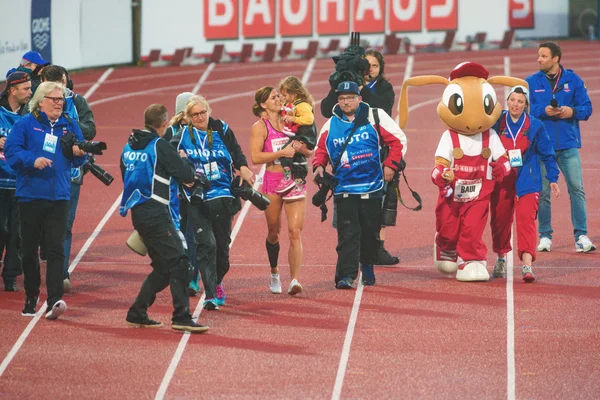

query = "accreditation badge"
[203,161,221,181]
[43,133,58,154]
[508,149,523,168]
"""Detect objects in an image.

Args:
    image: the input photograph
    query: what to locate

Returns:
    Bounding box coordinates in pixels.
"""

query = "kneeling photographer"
[313,81,406,290]
[172,95,255,310]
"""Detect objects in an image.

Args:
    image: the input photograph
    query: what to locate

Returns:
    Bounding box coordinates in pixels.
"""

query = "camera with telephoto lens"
[312,171,338,208]
[231,176,270,211]
[380,160,407,226]
[190,172,211,202]
[329,32,370,89]
[83,155,114,186]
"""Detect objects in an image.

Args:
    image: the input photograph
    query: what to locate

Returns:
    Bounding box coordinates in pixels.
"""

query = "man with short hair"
[41,65,97,291]
[120,104,208,333]
[313,81,406,289]
[0,72,31,291]
[526,42,595,253]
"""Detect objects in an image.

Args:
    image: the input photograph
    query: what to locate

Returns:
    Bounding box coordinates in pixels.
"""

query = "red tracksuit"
[435,131,495,262]
[490,116,538,262]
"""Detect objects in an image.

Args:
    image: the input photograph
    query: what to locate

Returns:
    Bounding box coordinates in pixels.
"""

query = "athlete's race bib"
[454,178,482,203]
[271,137,289,165]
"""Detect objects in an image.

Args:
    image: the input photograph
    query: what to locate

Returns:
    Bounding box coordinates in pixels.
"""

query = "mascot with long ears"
[399,62,527,282]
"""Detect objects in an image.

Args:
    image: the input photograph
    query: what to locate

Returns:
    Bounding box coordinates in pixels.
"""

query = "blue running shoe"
[203,298,219,310]
[216,284,226,306]
[360,264,376,286]
[336,276,354,290]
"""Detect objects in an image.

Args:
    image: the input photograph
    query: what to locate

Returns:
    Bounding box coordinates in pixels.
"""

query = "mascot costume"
[399,62,527,282]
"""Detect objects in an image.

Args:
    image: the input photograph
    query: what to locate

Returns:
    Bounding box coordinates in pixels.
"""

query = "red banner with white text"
[509,0,534,29]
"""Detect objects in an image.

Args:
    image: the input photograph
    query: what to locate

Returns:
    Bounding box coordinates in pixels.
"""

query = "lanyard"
[367,79,377,91]
[505,113,527,149]
[551,68,562,94]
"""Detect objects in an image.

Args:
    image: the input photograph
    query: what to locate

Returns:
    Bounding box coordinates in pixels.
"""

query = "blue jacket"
[526,67,592,151]
[0,106,22,189]
[493,111,559,197]
[4,111,86,202]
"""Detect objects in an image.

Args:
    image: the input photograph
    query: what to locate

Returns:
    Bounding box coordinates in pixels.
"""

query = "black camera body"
[329,32,370,89]
[190,173,211,202]
[312,171,338,207]
[231,176,270,211]
[83,155,114,186]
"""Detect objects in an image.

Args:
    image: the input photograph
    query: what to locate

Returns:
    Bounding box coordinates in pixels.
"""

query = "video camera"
[329,32,370,89]
[231,176,270,211]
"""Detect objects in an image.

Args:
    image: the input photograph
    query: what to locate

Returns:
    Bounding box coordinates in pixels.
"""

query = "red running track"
[0,42,599,399]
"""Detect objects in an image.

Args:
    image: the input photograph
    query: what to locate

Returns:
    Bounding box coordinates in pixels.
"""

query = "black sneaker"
[360,264,376,286]
[376,247,400,266]
[22,296,39,316]
[172,320,209,333]
[336,276,354,290]
[126,315,164,328]
[4,280,18,292]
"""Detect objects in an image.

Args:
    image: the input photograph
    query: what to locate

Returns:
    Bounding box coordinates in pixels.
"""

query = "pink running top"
[261,119,289,158]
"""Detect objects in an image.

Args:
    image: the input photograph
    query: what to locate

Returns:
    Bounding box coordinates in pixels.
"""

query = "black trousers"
[187,198,233,299]
[19,200,68,307]
[334,195,382,282]
[0,189,22,282]
[128,205,193,323]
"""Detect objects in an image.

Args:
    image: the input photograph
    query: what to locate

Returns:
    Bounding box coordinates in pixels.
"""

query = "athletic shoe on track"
[336,277,353,290]
[360,264,376,286]
[45,300,67,320]
[126,315,164,328]
[216,284,226,306]
[537,237,552,252]
[287,279,303,295]
[375,247,400,266]
[522,265,535,283]
[22,296,39,316]
[576,235,596,253]
[492,258,507,279]
[270,273,282,294]
[172,320,209,333]
[203,298,219,310]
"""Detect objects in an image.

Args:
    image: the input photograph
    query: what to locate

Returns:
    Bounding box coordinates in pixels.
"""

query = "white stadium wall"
[0,0,570,78]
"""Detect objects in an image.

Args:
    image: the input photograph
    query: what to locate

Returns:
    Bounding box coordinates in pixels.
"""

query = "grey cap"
[175,92,195,114]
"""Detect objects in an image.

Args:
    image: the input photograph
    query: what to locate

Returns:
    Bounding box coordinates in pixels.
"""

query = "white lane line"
[83,68,114,99]
[192,63,215,94]
[302,58,317,84]
[504,55,516,400]
[155,166,266,400]
[0,195,122,378]
[331,279,365,400]
[403,55,414,83]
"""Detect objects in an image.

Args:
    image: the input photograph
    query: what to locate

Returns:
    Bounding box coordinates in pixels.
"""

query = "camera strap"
[372,108,422,212]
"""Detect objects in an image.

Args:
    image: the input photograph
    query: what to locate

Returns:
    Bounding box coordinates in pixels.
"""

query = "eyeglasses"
[44,96,65,104]
[338,95,358,103]
[190,110,208,119]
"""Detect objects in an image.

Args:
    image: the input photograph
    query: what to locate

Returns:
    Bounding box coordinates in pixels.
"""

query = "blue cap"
[5,68,17,78]
[336,81,360,95]
[22,51,50,66]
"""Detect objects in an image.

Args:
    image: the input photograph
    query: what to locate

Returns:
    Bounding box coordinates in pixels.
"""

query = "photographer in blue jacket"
[526,41,594,253]
[5,82,86,320]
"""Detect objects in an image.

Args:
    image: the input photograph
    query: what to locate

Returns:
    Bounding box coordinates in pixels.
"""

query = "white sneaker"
[537,237,552,252]
[270,273,282,294]
[45,300,67,320]
[576,235,597,253]
[287,279,303,295]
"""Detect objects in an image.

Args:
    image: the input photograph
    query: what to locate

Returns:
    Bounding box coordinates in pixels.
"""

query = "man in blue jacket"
[526,42,595,253]
[0,72,31,292]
